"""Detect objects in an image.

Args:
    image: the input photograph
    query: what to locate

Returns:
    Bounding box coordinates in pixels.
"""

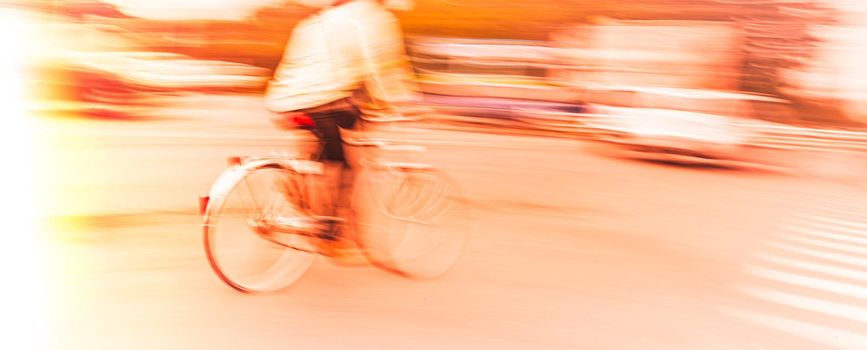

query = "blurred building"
[550,20,742,91]
[22,0,863,127]
[782,0,867,124]
[410,37,582,103]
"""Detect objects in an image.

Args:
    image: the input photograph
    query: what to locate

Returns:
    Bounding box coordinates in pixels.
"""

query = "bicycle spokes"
[372,171,456,225]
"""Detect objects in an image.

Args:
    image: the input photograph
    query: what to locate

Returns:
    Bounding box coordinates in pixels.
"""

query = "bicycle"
[198,114,469,293]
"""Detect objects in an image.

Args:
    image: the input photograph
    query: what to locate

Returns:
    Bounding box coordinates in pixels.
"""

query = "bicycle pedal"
[311,216,347,225]
[269,215,344,237]
[313,216,347,240]
[267,216,320,236]
[315,239,366,265]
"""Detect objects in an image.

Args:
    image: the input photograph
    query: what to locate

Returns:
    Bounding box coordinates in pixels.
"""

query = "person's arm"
[265,20,314,128]
[351,12,424,116]
[265,27,299,112]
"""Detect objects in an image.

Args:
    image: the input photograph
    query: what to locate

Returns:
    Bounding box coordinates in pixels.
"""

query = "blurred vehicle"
[71,51,269,90]
[410,37,583,103]
[550,21,742,92]
[408,37,587,130]
[420,93,588,132]
[33,50,269,117]
[583,86,793,164]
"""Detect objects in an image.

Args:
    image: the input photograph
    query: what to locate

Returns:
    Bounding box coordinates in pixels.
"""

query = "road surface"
[37,94,867,349]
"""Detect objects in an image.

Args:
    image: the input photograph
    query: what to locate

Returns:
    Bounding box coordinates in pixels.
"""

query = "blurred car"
[32,50,269,117]
[408,36,587,131]
[417,72,583,103]
[419,93,587,131]
[410,37,583,103]
[582,86,793,164]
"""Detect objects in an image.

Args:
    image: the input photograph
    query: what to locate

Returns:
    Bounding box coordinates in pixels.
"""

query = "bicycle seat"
[361,110,426,123]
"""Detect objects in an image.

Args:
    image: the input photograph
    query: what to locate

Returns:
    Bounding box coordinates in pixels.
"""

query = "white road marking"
[723,308,867,350]
[756,253,867,282]
[746,266,867,300]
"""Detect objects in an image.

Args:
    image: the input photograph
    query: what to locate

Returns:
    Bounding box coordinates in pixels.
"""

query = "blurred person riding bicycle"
[264,0,423,258]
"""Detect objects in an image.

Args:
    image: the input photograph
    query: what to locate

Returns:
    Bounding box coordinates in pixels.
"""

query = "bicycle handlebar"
[361,113,425,124]
[359,104,433,124]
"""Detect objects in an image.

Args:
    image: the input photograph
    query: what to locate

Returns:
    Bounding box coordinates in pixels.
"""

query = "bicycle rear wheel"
[203,163,317,293]
[352,167,470,278]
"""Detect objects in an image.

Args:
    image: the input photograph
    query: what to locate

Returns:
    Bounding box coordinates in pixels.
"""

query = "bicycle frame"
[200,111,467,292]
[199,113,431,241]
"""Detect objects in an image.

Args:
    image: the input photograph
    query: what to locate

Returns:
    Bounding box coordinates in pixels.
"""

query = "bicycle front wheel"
[203,163,317,293]
[352,167,470,279]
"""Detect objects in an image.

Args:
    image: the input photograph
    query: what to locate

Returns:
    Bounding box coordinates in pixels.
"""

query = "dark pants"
[306,106,359,216]
[308,108,359,163]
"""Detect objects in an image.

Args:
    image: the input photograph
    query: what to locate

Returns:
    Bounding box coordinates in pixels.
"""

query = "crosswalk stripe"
[779,235,867,256]
[755,253,867,282]
[764,241,867,268]
[740,286,867,324]
[746,266,867,300]
[787,225,867,246]
[722,308,867,349]
[800,214,867,231]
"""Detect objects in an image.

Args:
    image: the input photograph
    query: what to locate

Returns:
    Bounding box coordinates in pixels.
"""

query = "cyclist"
[265,0,420,257]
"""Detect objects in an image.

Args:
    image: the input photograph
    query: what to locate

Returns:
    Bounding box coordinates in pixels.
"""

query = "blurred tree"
[726,0,838,96]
